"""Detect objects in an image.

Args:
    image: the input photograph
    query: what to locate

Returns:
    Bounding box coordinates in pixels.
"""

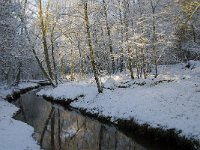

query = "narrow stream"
[13,89,177,150]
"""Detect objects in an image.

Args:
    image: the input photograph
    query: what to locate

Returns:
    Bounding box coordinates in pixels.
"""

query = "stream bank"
[42,95,199,150]
[37,63,200,150]
[14,89,184,150]
[0,82,45,150]
[5,81,50,101]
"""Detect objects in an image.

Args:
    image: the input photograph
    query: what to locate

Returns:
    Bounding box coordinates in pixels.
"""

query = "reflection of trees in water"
[15,97,27,122]
[40,109,146,150]
[40,107,55,146]
[58,109,61,150]
[99,125,104,150]
[51,108,55,150]
[15,92,146,150]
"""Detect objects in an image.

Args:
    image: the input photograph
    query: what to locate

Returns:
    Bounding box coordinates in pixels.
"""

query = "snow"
[62,127,77,138]
[0,83,40,150]
[37,61,200,143]
[17,82,39,90]
[37,81,98,101]
[103,77,118,90]
[0,88,12,99]
[0,82,39,99]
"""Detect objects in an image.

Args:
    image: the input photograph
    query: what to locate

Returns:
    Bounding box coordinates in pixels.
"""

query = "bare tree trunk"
[141,37,147,78]
[15,62,22,85]
[84,2,103,93]
[24,26,55,87]
[38,0,53,79]
[124,0,134,79]
[150,0,160,78]
[103,0,115,74]
[135,47,140,79]
[21,0,55,86]
[152,15,158,78]
[70,49,74,81]
[77,38,85,78]
[61,57,65,79]
[50,25,58,85]
[138,1,147,79]
[32,45,55,87]
[127,43,134,80]
[118,0,124,73]
[191,25,196,42]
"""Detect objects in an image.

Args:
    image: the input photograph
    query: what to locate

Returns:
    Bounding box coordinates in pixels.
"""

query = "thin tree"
[22,0,55,86]
[124,0,134,79]
[83,1,103,93]
[38,0,53,79]
[102,0,115,74]
[150,0,161,78]
[117,0,125,72]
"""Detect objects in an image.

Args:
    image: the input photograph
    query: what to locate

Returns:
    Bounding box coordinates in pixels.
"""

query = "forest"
[0,0,200,150]
[0,0,199,89]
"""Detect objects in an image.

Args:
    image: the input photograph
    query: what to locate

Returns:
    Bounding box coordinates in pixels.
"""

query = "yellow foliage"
[180,0,200,19]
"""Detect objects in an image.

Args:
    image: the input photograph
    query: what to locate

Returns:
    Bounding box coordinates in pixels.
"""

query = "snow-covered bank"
[0,82,41,150]
[0,82,40,101]
[0,99,40,150]
[37,61,200,148]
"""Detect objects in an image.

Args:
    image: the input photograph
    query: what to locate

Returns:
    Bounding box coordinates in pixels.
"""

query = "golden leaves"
[180,0,200,18]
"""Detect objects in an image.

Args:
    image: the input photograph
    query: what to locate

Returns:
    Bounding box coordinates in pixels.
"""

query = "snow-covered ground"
[0,82,40,150]
[0,82,39,99]
[37,61,200,143]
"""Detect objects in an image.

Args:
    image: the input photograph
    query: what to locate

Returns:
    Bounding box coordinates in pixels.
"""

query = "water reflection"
[13,90,166,150]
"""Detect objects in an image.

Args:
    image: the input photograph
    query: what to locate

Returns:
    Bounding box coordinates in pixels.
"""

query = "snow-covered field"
[38,61,200,144]
[0,82,40,150]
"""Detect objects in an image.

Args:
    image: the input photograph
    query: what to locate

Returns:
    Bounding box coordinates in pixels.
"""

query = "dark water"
[13,90,176,150]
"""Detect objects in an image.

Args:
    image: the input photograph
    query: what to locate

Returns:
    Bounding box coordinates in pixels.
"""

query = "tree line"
[0,0,200,92]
